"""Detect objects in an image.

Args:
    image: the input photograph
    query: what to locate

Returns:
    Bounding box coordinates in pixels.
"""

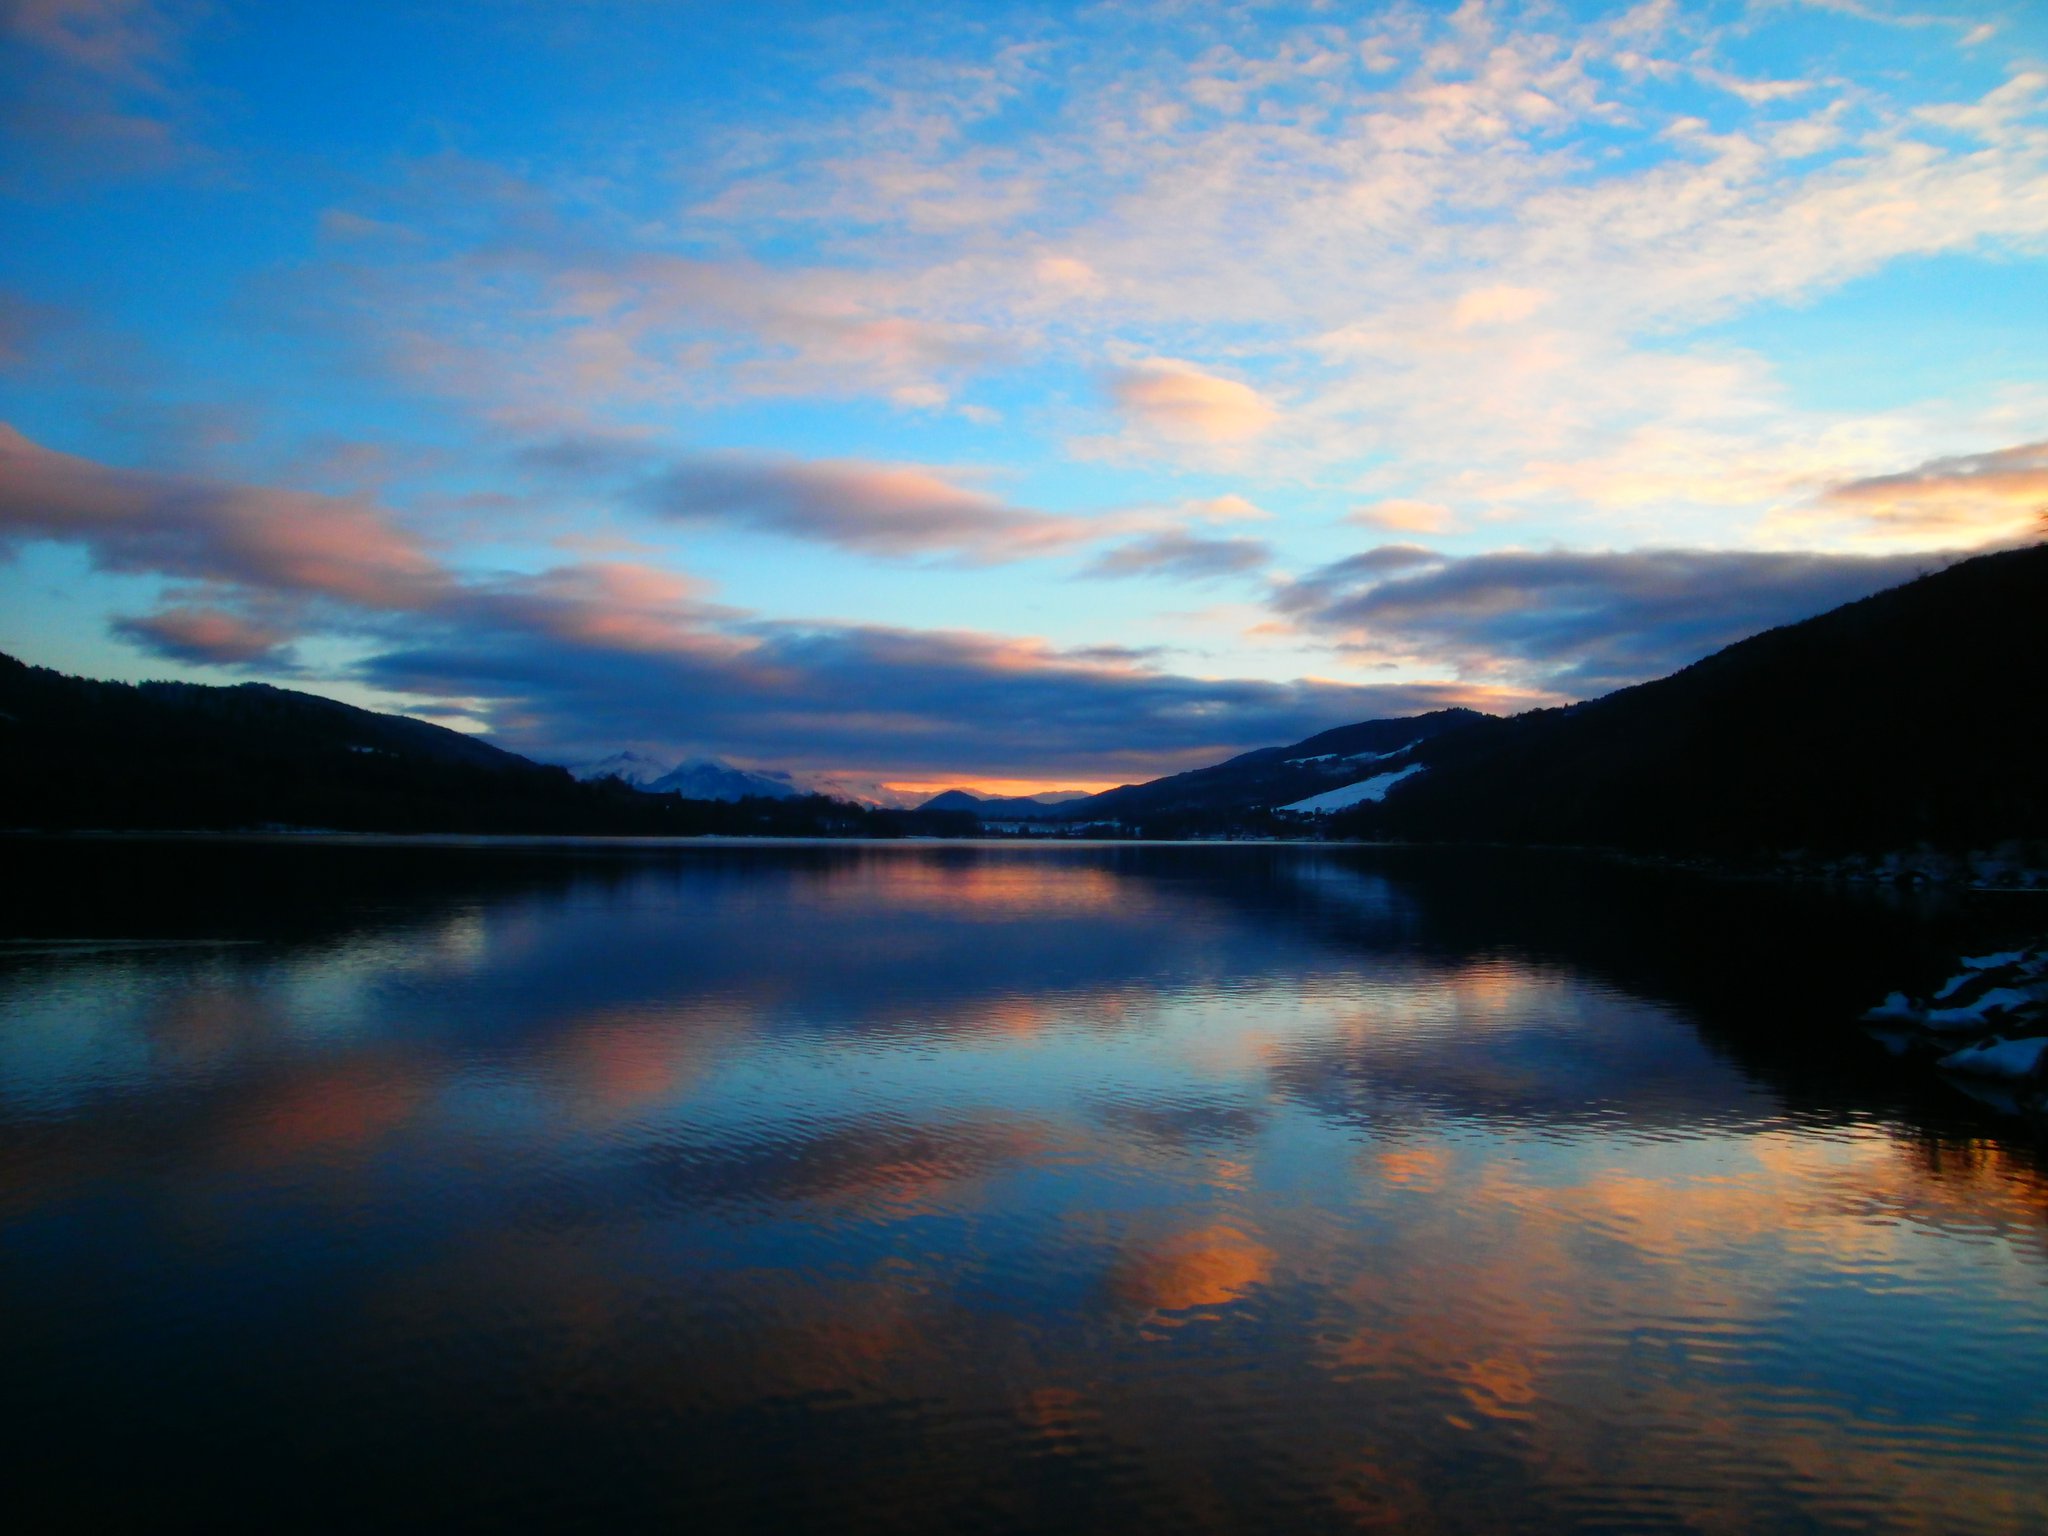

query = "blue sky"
[2,0,2043,791]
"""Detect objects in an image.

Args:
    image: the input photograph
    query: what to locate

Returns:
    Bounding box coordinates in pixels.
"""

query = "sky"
[1,0,2044,794]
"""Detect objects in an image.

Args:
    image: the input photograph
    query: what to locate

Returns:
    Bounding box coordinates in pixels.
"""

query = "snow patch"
[1860,991,1921,1024]
[568,750,672,787]
[1921,987,2037,1032]
[1962,950,2027,971]
[1277,763,1426,814]
[1939,1035,2048,1082]
[1283,742,1415,768]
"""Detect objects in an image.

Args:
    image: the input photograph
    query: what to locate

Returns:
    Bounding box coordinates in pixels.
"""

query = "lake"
[3,838,2045,1533]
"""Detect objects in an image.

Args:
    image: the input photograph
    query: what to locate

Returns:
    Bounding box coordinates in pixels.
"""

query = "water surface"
[3,840,2045,1533]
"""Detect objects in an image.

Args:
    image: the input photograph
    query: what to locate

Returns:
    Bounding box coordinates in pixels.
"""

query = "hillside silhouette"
[0,655,974,837]
[1331,543,2048,854]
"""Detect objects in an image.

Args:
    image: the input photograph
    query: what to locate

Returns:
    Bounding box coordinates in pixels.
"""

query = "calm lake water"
[3,838,2046,1534]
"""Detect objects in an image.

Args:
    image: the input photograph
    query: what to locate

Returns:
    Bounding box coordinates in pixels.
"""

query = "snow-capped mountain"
[645,758,803,802]
[567,750,673,787]
[564,751,919,807]
[796,775,920,810]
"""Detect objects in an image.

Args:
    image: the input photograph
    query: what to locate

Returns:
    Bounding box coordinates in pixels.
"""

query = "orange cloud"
[1451,284,1550,329]
[1817,439,2048,542]
[1349,498,1457,534]
[0,422,446,608]
[639,451,1093,564]
[1105,360,1277,443]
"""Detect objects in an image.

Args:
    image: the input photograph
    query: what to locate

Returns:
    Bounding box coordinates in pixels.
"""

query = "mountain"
[569,752,918,808]
[916,788,1094,819]
[1050,708,1487,832]
[0,655,974,837]
[644,757,803,802]
[794,774,920,810]
[0,653,690,833]
[1333,542,2048,855]
[568,750,672,787]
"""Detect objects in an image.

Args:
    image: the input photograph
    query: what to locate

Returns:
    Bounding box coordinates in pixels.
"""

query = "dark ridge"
[917,788,1076,819]
[1332,542,2048,855]
[0,654,977,838]
[1052,707,1486,832]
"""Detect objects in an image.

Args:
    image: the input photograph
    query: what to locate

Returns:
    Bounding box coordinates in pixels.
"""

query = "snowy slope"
[1282,743,1412,769]
[567,750,672,787]
[564,750,918,807]
[646,758,803,801]
[795,774,919,809]
[1277,763,1426,814]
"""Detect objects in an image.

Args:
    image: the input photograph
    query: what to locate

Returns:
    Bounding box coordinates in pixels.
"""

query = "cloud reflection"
[5,842,2048,1533]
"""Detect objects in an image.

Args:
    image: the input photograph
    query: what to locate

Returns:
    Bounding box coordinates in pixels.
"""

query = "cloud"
[110,605,295,667]
[362,602,1510,779]
[1450,285,1550,330]
[1104,360,1277,443]
[1179,494,1271,524]
[1277,545,1942,693]
[0,423,447,607]
[333,240,1014,415]
[1350,499,1457,535]
[1081,529,1272,582]
[512,431,659,479]
[3,427,1522,777]
[264,5,2048,531]
[637,452,1093,564]
[4,0,172,80]
[0,287,59,370]
[1306,544,1445,580]
[0,0,198,180]
[1814,439,2048,540]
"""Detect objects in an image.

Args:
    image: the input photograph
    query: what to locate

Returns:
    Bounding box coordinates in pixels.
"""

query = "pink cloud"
[1350,498,1457,535]
[1104,360,1278,443]
[0,0,199,177]
[111,605,294,666]
[0,429,1542,779]
[0,422,447,607]
[638,452,1095,564]
[1450,285,1550,329]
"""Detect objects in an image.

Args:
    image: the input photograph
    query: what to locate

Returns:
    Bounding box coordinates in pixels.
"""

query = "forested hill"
[1336,542,2048,855]
[0,656,969,837]
[1057,707,1485,830]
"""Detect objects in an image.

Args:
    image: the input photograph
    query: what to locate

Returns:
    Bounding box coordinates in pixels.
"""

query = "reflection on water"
[2,840,2045,1534]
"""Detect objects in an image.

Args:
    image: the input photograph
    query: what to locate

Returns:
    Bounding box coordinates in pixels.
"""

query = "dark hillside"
[1059,707,1484,830]
[0,653,697,832]
[0,655,971,837]
[1337,543,2048,854]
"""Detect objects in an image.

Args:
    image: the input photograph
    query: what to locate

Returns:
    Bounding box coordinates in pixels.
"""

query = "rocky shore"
[1863,940,2048,1114]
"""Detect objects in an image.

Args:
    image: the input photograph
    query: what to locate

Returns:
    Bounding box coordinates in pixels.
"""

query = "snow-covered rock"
[1932,970,1976,1002]
[1277,763,1426,814]
[1860,991,1922,1024]
[1921,987,2037,1032]
[1938,1035,2048,1082]
[1961,949,2028,971]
